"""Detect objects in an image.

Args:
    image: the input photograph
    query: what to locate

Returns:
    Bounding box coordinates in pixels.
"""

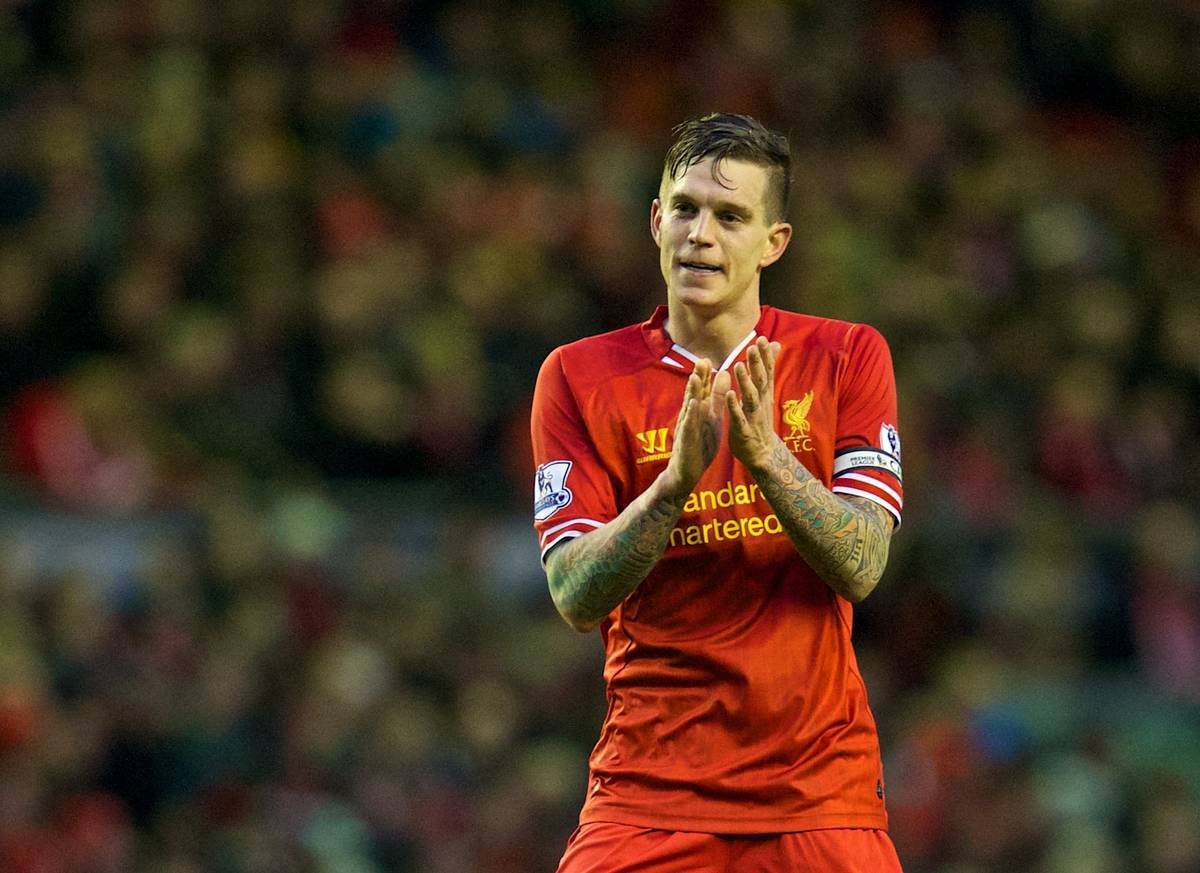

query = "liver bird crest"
[783,391,814,437]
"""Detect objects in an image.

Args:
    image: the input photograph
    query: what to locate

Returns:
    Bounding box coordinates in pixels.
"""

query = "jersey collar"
[640,305,776,372]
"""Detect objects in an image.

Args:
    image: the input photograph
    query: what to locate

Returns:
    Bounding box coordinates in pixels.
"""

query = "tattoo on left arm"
[752,440,894,602]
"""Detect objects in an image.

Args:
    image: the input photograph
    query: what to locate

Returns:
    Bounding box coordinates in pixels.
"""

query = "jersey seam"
[580,807,889,832]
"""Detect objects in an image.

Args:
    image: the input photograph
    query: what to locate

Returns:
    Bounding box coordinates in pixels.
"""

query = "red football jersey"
[531,305,903,834]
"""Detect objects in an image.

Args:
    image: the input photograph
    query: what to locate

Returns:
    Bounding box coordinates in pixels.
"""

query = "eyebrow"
[669,192,755,218]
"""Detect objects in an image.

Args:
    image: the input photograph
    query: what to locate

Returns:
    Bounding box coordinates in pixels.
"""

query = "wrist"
[653,465,694,508]
[743,436,783,478]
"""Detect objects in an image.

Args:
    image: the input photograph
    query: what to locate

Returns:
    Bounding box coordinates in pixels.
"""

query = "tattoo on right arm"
[545,484,687,632]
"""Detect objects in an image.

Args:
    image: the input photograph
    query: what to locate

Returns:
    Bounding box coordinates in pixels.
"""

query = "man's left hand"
[725,337,783,472]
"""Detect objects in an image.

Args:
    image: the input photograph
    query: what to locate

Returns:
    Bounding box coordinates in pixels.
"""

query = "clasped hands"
[664,337,783,498]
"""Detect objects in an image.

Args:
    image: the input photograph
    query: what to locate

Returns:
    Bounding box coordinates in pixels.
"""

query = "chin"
[671,278,733,309]
[672,287,721,308]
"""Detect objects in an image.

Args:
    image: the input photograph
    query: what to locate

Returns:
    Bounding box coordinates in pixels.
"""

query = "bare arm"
[747,442,892,602]
[545,361,731,632]
[725,338,894,602]
[545,475,688,632]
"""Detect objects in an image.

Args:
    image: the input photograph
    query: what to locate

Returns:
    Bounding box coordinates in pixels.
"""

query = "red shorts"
[557,821,904,873]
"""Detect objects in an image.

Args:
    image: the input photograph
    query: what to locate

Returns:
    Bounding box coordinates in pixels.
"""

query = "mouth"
[679,260,723,275]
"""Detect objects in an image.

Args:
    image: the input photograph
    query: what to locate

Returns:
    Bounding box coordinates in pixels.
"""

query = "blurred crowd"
[0,0,1198,871]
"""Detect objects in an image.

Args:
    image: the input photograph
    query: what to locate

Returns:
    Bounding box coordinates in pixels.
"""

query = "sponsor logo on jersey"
[666,480,784,549]
[635,427,672,464]
[784,390,815,452]
[880,422,901,460]
[533,460,573,521]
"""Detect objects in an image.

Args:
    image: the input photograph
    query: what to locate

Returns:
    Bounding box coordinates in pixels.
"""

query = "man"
[531,114,905,872]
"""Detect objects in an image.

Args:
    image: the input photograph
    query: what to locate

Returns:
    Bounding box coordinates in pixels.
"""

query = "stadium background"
[0,0,1198,870]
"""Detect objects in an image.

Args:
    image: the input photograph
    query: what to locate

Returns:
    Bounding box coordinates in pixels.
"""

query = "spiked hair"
[663,113,791,222]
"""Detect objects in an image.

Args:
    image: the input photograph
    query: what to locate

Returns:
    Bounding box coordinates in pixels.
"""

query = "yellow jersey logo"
[784,391,815,452]
[635,427,671,464]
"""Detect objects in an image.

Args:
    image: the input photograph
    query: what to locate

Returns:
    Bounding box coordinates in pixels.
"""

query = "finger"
[734,362,760,413]
[764,340,780,381]
[747,343,769,391]
[712,368,731,398]
[725,389,748,430]
[675,394,692,428]
[681,372,699,407]
[693,359,713,400]
[760,337,779,378]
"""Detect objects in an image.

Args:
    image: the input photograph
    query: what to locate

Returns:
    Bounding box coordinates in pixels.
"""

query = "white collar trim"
[717,330,758,372]
[669,329,759,374]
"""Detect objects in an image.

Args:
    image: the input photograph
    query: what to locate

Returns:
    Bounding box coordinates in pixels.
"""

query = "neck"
[664,295,761,367]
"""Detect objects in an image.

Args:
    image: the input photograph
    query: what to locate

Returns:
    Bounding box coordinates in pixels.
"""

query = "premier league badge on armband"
[880,423,901,460]
[534,460,574,521]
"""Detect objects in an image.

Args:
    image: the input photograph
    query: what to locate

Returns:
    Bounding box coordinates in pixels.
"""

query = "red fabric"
[557,822,904,872]
[530,306,903,833]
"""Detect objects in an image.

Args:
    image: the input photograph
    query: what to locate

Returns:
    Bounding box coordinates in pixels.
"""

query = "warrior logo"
[635,427,671,464]
[784,391,815,452]
[533,460,573,521]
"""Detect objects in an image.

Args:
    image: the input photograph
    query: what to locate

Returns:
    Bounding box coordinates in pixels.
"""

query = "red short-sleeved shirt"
[531,305,903,834]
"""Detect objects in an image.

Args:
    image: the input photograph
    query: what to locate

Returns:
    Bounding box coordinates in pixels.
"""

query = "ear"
[650,198,663,246]
[758,221,792,269]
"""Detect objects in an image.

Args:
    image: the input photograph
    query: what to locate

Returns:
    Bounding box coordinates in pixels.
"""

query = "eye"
[720,212,742,223]
[674,202,697,215]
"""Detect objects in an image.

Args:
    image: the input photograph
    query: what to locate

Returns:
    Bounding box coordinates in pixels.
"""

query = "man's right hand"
[545,360,728,632]
[662,360,730,500]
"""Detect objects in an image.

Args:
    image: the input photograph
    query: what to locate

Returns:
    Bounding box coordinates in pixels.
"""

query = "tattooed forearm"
[751,440,893,602]
[545,479,688,632]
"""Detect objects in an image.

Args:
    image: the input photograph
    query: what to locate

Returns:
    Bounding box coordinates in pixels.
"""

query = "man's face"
[650,157,791,312]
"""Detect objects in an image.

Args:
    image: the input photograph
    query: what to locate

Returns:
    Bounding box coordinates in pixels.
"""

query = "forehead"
[662,156,770,211]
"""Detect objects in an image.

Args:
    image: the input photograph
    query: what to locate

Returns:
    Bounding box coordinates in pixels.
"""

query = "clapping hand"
[726,338,783,471]
[664,359,731,498]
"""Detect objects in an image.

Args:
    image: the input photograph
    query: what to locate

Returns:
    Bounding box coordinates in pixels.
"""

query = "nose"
[687,210,715,245]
